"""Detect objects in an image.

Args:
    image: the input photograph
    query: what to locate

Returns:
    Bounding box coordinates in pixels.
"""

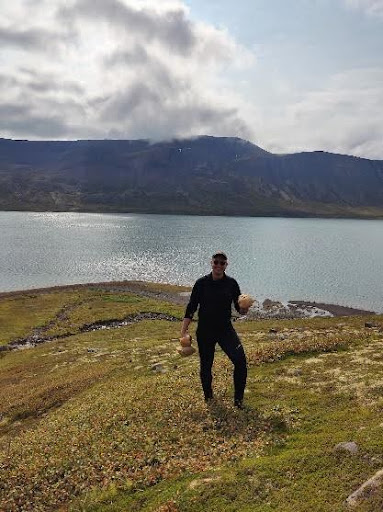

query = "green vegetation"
[1,283,383,511]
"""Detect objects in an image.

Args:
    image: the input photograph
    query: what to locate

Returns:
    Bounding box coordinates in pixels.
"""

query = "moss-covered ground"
[1,283,383,511]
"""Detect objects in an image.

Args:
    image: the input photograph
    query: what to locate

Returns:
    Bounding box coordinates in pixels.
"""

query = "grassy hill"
[1,283,383,511]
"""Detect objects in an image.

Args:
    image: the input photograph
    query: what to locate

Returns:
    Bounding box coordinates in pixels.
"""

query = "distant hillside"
[1,136,383,217]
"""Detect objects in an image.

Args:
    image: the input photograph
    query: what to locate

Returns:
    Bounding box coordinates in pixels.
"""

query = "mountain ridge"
[1,136,383,218]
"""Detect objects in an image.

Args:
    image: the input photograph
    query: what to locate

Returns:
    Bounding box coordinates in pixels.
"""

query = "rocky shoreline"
[0,280,377,319]
[288,300,375,317]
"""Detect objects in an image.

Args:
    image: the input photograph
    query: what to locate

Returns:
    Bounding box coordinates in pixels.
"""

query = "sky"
[1,0,383,159]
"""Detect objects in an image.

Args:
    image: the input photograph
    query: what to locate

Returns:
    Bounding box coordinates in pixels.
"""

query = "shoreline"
[288,300,375,317]
[0,280,377,317]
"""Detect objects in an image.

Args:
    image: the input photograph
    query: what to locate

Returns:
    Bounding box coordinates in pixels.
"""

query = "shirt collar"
[208,271,226,281]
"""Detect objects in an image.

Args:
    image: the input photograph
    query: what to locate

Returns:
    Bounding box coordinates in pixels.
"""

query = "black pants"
[196,323,247,402]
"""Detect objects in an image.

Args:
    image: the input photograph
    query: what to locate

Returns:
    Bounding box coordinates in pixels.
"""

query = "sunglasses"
[213,259,226,266]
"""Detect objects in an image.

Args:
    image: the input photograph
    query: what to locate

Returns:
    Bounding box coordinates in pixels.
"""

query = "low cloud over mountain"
[1,1,383,159]
[0,1,252,141]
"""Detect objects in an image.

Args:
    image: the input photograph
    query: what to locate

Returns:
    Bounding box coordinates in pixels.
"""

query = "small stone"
[87,348,97,353]
[335,442,359,454]
[150,363,166,373]
[346,468,383,507]
[189,476,221,489]
[263,299,283,310]
[269,328,278,334]
[365,322,376,328]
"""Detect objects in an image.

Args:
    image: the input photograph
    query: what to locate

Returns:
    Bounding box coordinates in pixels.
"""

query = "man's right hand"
[180,317,192,338]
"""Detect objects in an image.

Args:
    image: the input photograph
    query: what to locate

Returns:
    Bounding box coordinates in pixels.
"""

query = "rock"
[0,345,9,352]
[263,299,284,310]
[346,468,383,507]
[150,363,166,373]
[365,322,377,328]
[189,476,222,489]
[87,348,97,353]
[269,328,278,334]
[335,442,359,455]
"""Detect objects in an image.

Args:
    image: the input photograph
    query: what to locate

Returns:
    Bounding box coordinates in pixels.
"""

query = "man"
[180,251,249,408]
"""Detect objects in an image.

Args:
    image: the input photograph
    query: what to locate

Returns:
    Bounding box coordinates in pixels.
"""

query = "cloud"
[103,45,150,67]
[0,102,70,138]
[98,82,250,141]
[3,0,380,159]
[0,0,254,143]
[0,67,87,138]
[257,68,383,159]
[343,0,383,18]
[19,68,85,95]
[0,26,65,52]
[58,0,196,56]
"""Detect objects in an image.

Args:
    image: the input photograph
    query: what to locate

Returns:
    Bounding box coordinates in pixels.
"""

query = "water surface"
[1,212,382,312]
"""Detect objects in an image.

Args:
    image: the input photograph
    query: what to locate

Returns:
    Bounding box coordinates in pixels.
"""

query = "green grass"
[0,289,86,344]
[0,285,184,344]
[1,283,383,511]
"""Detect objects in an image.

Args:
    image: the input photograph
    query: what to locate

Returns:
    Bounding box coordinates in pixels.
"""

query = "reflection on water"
[1,211,382,312]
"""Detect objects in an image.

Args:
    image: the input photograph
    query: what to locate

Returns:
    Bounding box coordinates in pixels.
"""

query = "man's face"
[211,257,228,277]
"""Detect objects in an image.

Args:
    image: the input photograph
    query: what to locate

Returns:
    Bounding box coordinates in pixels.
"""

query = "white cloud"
[1,0,382,160]
[343,0,383,18]
[255,68,383,159]
[0,0,254,141]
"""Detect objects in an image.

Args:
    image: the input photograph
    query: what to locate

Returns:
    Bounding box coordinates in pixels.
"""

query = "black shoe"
[234,399,244,409]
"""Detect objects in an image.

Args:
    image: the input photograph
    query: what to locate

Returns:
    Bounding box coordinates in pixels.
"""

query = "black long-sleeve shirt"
[184,273,241,328]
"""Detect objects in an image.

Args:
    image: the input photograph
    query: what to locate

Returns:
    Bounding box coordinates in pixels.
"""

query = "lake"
[0,211,382,312]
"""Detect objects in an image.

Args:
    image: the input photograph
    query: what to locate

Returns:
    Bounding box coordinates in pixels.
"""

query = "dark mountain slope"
[1,136,382,217]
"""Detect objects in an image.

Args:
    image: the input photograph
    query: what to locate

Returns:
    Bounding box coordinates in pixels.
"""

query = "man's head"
[211,251,228,278]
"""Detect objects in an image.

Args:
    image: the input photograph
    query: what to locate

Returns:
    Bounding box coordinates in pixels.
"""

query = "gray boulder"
[335,442,359,455]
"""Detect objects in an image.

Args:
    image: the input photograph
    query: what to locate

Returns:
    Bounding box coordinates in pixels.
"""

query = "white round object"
[238,294,255,309]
